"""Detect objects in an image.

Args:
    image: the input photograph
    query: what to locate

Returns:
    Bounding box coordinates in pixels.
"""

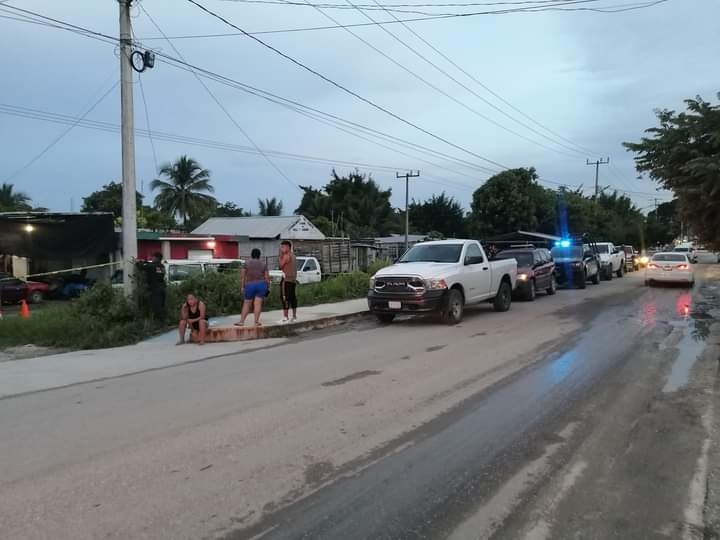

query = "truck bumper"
[555,264,584,284]
[367,289,447,314]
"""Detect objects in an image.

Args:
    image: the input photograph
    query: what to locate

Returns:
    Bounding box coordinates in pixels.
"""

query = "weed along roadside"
[0,271,374,351]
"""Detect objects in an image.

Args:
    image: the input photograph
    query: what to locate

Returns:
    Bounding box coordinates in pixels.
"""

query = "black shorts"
[190,318,208,331]
[281,279,297,310]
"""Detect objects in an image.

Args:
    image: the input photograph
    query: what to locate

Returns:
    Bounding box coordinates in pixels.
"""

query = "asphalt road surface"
[1,262,719,540]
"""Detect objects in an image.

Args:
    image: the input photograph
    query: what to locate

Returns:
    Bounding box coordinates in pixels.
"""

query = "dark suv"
[494,247,556,301]
[551,242,601,289]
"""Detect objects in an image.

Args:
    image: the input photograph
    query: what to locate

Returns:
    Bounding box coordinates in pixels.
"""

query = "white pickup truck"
[596,242,625,280]
[367,239,517,324]
[269,256,322,285]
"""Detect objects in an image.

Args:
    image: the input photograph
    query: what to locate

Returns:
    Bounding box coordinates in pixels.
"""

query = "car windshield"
[596,245,610,253]
[674,247,689,252]
[495,252,533,266]
[551,246,583,259]
[399,244,463,263]
[167,264,203,281]
[296,258,306,270]
[653,254,687,262]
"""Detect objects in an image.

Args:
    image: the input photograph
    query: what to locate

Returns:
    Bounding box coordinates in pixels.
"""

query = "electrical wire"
[185,0,511,170]
[2,78,119,184]
[139,4,300,191]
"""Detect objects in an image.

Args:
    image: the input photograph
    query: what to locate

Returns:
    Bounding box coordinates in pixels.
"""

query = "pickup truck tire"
[604,266,613,281]
[591,270,600,285]
[493,281,512,312]
[441,289,464,325]
[525,279,536,301]
[546,275,557,295]
[376,313,396,324]
[28,291,44,304]
[578,271,587,289]
[616,263,624,278]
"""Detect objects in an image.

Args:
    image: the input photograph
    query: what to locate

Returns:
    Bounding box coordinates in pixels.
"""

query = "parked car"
[269,256,322,284]
[493,247,556,301]
[551,242,601,289]
[620,245,639,271]
[0,274,50,304]
[673,244,698,263]
[645,252,695,287]
[367,239,517,324]
[596,242,625,280]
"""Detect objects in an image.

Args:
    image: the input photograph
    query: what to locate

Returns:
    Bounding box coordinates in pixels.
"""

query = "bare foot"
[198,341,205,346]
[175,340,185,346]
[234,321,244,327]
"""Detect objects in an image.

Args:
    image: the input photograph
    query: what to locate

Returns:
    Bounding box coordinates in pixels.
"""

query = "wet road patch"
[321,370,382,387]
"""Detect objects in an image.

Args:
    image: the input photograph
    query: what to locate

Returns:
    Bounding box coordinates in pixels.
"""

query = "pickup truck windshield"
[551,246,583,259]
[596,245,610,253]
[399,244,463,263]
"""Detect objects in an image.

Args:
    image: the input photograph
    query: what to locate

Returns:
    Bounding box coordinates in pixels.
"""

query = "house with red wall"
[136,231,241,261]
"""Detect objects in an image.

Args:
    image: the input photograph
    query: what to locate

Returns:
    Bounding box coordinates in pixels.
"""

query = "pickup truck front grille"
[374,276,425,293]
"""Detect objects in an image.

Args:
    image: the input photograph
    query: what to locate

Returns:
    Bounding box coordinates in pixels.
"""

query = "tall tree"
[645,200,680,247]
[296,170,397,238]
[151,155,216,229]
[409,192,465,237]
[468,168,556,237]
[258,197,283,216]
[215,201,251,217]
[81,181,143,218]
[624,94,720,247]
[0,183,32,212]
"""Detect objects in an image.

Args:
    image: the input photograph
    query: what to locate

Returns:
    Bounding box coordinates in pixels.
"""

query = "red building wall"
[214,240,239,259]
[137,241,162,261]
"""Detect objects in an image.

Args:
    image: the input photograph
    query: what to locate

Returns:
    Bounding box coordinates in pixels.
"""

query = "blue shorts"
[244,281,268,300]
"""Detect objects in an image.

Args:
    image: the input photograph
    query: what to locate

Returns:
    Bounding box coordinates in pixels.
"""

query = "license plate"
[663,267,672,271]
[388,301,401,310]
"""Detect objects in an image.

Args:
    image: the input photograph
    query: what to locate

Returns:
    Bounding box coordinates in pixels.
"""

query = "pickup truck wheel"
[616,264,624,278]
[525,279,536,301]
[579,272,587,289]
[441,289,464,325]
[29,291,44,304]
[546,275,557,295]
[604,266,613,281]
[493,281,512,312]
[591,270,600,285]
[376,313,395,324]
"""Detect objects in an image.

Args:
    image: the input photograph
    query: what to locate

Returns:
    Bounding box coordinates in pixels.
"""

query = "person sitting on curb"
[177,293,208,345]
[236,248,270,327]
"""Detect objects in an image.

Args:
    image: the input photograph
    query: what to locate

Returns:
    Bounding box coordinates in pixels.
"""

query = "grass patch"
[0,272,371,350]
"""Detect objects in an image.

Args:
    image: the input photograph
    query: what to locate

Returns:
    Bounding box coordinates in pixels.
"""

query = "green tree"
[258,197,283,216]
[150,156,216,230]
[0,183,32,212]
[468,168,556,237]
[645,200,680,247]
[215,201,251,217]
[139,206,177,231]
[81,181,143,218]
[408,192,465,237]
[624,94,720,247]
[296,170,397,238]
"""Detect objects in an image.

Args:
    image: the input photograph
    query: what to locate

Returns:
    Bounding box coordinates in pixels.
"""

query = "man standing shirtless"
[279,240,298,323]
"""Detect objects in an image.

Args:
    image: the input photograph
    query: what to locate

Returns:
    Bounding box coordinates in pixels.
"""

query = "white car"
[596,242,625,280]
[367,239,517,324]
[645,252,695,287]
[269,256,322,285]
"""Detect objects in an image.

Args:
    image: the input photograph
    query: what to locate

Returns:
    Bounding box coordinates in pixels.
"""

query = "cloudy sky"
[1,0,718,216]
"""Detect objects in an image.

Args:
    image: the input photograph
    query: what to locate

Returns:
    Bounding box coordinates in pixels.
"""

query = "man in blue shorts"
[236,248,270,327]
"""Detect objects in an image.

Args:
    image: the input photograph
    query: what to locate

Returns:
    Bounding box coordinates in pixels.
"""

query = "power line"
[363,0,596,157]
[2,78,119,184]
[339,0,586,158]
[185,0,511,170]
[139,4,300,192]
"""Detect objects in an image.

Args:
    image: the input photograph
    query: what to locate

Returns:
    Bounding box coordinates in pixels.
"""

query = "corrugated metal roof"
[192,216,325,240]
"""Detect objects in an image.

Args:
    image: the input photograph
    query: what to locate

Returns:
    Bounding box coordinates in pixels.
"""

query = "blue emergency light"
[555,239,571,248]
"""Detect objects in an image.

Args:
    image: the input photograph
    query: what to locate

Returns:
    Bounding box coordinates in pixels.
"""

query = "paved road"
[1,263,719,539]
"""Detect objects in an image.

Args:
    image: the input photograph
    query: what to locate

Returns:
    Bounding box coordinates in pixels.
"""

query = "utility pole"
[396,170,420,254]
[119,0,138,296]
[586,158,610,202]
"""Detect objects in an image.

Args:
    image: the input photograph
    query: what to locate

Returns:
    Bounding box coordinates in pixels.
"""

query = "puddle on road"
[662,322,706,393]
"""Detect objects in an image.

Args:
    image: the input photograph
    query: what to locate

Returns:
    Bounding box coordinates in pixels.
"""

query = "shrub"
[367,258,393,276]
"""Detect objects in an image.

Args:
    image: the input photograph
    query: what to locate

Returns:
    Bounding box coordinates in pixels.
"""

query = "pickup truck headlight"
[369,277,376,289]
[424,278,448,290]
[517,273,528,281]
[572,262,583,268]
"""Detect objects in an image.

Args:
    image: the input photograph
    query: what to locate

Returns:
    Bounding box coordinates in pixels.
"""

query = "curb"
[204,311,371,342]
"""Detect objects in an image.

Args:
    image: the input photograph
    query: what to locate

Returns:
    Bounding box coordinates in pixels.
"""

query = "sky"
[1,0,718,217]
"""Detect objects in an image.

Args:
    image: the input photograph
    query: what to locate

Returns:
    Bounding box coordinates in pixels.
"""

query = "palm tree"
[0,183,32,212]
[258,197,283,216]
[151,156,216,229]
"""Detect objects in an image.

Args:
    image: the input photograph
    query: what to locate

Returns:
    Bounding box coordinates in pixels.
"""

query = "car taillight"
[676,264,689,270]
[648,263,658,269]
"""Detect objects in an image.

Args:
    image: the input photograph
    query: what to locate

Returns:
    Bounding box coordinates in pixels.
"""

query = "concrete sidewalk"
[0,298,368,399]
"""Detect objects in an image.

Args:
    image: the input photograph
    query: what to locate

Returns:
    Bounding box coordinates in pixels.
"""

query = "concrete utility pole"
[396,170,420,254]
[119,0,138,296]
[586,158,610,202]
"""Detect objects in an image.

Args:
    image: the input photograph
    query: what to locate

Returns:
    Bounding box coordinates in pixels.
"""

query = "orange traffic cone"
[19,300,30,319]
